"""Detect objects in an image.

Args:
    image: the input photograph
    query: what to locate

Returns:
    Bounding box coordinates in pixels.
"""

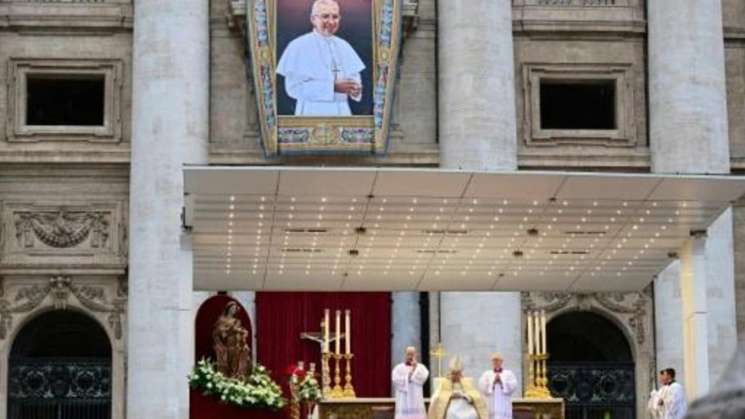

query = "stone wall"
[512,0,648,170]
[1,0,745,416]
[0,1,133,163]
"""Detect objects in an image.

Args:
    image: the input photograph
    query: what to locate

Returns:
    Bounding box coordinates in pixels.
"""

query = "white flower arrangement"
[296,375,323,403]
[189,359,286,410]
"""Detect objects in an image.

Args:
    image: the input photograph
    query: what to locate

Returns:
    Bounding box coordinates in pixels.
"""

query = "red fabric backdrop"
[256,292,392,399]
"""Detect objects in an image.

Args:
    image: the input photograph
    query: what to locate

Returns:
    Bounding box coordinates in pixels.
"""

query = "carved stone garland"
[0,276,126,340]
[14,211,110,249]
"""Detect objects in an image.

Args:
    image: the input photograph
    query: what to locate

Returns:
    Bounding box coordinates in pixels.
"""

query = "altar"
[317,398,564,419]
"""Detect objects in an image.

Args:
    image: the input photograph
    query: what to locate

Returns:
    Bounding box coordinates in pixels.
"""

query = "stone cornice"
[513,19,646,36]
[0,149,131,164]
[724,26,745,42]
[519,148,651,170]
[208,144,440,166]
[0,3,133,32]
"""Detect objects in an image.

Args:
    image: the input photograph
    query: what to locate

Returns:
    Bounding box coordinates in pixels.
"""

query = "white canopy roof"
[184,167,745,292]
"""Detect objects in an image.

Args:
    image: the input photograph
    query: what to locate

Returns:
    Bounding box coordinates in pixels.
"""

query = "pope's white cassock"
[277,31,365,116]
[392,362,429,419]
[478,369,518,419]
[648,383,687,419]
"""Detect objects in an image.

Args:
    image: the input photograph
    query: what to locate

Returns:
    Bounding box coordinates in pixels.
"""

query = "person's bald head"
[405,346,417,363]
[310,0,341,37]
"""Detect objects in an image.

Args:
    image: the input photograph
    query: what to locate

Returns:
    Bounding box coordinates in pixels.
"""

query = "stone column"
[438,0,518,170]
[391,292,421,373]
[648,0,729,174]
[127,0,209,417]
[704,209,738,383]
[735,202,745,343]
[654,262,685,379]
[437,0,522,390]
[648,0,736,398]
[679,233,711,398]
[440,292,522,387]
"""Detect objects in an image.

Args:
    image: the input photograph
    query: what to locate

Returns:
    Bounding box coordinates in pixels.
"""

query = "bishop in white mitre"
[478,353,518,419]
[428,357,488,419]
[276,0,365,116]
[649,368,687,419]
[392,346,430,419]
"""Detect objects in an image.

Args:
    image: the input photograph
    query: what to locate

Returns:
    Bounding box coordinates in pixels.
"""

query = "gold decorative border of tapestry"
[246,0,401,157]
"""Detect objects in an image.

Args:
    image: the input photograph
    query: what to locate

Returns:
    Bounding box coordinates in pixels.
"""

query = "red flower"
[286,364,297,375]
[286,363,307,378]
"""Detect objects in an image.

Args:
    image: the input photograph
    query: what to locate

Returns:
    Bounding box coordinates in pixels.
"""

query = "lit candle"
[335,310,341,356]
[345,309,351,355]
[533,311,541,355]
[541,310,547,356]
[324,309,330,353]
[527,311,534,356]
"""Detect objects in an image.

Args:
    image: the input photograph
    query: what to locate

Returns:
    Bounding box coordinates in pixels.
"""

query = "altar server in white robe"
[276,0,365,116]
[478,353,518,419]
[647,387,663,419]
[392,346,429,419]
[654,368,687,419]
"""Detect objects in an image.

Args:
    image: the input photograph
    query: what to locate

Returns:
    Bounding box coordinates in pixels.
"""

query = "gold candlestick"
[321,351,332,397]
[330,353,344,398]
[342,353,356,398]
[525,353,551,399]
[539,353,550,389]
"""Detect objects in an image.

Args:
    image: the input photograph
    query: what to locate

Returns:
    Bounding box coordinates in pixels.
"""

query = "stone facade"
[0,163,129,418]
[0,0,744,418]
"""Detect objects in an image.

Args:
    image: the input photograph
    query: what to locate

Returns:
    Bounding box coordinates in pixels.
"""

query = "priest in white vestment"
[392,346,429,419]
[652,368,687,419]
[276,0,365,116]
[478,353,518,419]
[428,357,488,419]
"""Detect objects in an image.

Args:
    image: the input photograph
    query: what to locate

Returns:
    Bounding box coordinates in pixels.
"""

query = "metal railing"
[8,357,111,419]
[548,362,636,419]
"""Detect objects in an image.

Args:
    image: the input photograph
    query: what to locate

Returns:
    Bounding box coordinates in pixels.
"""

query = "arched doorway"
[7,310,112,419]
[547,311,636,419]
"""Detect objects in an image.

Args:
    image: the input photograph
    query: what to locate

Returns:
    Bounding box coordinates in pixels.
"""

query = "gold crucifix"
[430,342,448,378]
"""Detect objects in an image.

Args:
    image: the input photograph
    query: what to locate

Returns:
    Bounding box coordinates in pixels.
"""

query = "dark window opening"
[26,75,105,126]
[539,79,616,130]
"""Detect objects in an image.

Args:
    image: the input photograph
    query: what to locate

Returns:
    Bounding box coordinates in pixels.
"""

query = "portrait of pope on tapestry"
[276,0,374,116]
